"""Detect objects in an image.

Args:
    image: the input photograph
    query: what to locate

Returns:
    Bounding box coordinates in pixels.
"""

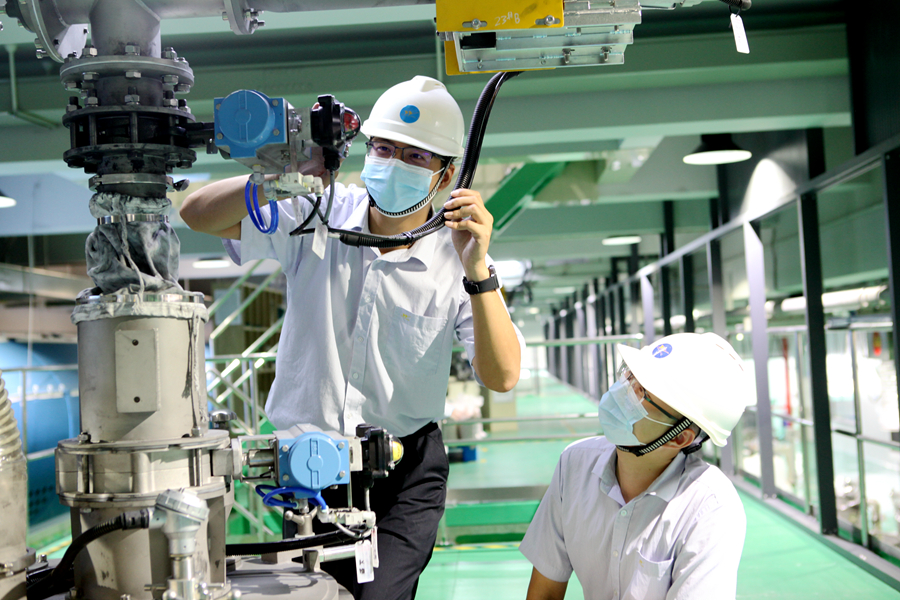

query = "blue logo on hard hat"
[400,105,420,123]
[652,343,673,358]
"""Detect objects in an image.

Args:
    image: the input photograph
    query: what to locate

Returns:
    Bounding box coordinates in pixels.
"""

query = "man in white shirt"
[520,333,754,600]
[181,76,524,600]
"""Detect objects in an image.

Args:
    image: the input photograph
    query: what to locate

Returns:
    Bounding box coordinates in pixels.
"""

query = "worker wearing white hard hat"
[520,333,755,600]
[181,76,524,600]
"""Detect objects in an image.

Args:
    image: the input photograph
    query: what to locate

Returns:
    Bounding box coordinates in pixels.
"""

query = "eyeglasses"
[618,367,680,424]
[365,140,439,169]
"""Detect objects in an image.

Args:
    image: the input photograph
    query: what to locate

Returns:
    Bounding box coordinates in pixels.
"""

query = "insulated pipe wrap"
[0,370,28,600]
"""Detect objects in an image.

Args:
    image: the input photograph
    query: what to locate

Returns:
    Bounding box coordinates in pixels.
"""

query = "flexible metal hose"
[0,371,23,463]
[0,370,27,600]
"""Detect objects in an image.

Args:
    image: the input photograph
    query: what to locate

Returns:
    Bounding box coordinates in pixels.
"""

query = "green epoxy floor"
[422,376,900,599]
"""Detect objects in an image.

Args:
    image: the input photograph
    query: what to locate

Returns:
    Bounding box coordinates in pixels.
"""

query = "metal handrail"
[529,334,642,348]
[0,364,78,459]
[208,316,284,387]
[747,405,900,450]
[444,413,597,426]
[207,259,264,318]
[445,433,600,447]
[209,267,283,341]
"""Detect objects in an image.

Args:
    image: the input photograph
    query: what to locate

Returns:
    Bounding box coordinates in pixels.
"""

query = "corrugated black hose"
[27,509,153,600]
[290,70,521,248]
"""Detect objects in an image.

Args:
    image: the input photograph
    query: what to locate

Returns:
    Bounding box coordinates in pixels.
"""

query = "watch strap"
[463,265,500,295]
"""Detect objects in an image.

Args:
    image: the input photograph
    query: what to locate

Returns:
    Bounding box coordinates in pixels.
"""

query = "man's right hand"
[525,568,568,600]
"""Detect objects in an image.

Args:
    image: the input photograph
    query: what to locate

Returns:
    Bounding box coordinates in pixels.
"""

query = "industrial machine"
[0,1,750,599]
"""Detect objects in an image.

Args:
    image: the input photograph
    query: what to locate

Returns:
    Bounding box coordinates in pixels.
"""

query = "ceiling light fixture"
[0,190,17,209]
[193,257,232,269]
[683,134,752,166]
[602,235,642,246]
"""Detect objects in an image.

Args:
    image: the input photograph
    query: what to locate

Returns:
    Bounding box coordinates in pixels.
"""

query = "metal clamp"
[88,173,179,192]
[0,548,36,578]
[97,214,170,225]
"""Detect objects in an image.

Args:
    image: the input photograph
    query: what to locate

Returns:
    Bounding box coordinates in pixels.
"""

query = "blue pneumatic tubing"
[244,180,279,234]
[255,484,328,510]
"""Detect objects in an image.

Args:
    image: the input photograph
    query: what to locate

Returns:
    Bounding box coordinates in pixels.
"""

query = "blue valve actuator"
[213,90,288,159]
[277,431,351,492]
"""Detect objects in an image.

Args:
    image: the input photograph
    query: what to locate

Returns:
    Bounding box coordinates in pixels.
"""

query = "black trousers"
[285,422,449,600]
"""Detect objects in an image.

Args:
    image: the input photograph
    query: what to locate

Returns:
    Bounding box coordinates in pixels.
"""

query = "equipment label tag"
[355,539,375,583]
[312,222,328,259]
[731,13,750,54]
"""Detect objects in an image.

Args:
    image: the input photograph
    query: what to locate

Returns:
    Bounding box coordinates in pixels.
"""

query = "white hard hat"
[360,75,466,158]
[616,333,754,447]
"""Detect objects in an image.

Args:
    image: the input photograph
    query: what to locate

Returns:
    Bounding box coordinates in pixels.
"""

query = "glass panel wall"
[817,161,898,549]
[691,248,711,333]
[758,205,812,508]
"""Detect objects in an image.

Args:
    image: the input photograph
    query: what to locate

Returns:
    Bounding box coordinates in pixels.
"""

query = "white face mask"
[597,377,675,447]
[360,156,441,217]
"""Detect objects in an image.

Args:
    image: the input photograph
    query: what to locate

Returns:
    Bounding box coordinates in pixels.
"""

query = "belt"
[400,421,439,441]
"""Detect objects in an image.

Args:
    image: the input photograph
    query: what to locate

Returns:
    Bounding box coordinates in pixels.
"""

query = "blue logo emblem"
[652,343,673,358]
[399,105,420,123]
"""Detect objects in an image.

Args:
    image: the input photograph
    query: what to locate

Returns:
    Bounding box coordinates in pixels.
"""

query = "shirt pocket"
[385,306,449,376]
[623,550,674,600]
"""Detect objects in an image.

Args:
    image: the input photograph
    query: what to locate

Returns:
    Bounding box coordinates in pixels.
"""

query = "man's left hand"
[443,188,493,280]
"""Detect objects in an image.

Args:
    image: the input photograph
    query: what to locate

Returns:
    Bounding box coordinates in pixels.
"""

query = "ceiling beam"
[0,263,90,300]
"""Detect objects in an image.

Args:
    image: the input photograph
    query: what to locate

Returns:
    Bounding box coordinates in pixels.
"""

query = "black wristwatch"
[463,265,500,295]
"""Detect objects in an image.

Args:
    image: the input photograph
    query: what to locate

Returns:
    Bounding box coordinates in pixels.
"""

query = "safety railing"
[0,364,78,462]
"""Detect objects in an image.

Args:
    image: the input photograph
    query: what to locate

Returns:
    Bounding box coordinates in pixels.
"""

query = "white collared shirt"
[223,182,524,436]
[519,437,746,600]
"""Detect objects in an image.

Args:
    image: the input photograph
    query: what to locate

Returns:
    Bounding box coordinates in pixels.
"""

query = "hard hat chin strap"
[682,431,710,455]
[616,417,694,457]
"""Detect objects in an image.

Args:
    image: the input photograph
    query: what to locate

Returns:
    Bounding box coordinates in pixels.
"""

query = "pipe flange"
[0,548,36,578]
[60,55,194,89]
[58,481,228,509]
[17,0,87,62]
[61,105,197,126]
[97,214,170,225]
[223,0,252,35]
[57,429,229,453]
[88,173,174,192]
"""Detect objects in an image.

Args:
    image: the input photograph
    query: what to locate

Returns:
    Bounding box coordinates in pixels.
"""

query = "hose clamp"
[88,173,177,192]
[0,547,37,578]
[97,214,169,225]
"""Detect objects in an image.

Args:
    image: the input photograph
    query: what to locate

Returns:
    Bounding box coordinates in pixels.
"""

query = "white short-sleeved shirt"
[519,437,746,600]
[223,182,524,436]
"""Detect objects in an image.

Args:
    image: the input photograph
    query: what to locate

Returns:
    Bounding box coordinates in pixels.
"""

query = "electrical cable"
[287,170,337,236]
[321,170,337,224]
[27,509,153,600]
[290,194,321,235]
[289,71,521,247]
